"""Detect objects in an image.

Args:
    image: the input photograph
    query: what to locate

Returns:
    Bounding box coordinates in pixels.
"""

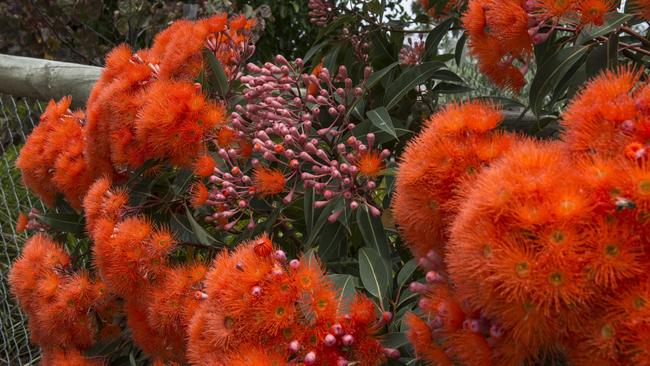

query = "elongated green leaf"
[397,258,418,289]
[358,247,390,305]
[204,50,229,97]
[305,196,344,247]
[369,30,396,69]
[382,332,409,348]
[329,274,360,313]
[319,221,348,261]
[455,32,467,66]
[384,61,444,110]
[304,188,316,235]
[424,18,454,60]
[35,213,85,235]
[432,82,473,94]
[578,13,634,44]
[529,45,590,115]
[365,61,399,90]
[432,69,465,83]
[356,205,391,259]
[367,106,397,139]
[304,41,327,64]
[185,206,218,247]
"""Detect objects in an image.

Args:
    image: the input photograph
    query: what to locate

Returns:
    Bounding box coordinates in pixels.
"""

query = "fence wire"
[0,95,45,366]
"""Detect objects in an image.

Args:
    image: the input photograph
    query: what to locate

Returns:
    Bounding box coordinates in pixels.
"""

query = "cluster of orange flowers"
[10,13,392,366]
[11,173,387,365]
[395,68,650,365]
[15,14,259,211]
[462,0,619,91]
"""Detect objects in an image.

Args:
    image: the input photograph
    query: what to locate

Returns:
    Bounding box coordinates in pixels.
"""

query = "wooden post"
[0,54,102,107]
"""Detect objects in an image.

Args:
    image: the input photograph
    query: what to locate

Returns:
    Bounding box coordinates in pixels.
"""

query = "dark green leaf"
[432,69,465,83]
[397,258,418,289]
[367,106,397,139]
[329,274,360,313]
[432,82,473,94]
[424,18,453,60]
[455,32,467,66]
[382,332,409,349]
[578,13,634,44]
[305,196,344,248]
[384,61,445,109]
[36,213,85,235]
[185,206,218,247]
[358,247,391,305]
[369,30,396,69]
[356,205,391,259]
[204,49,229,97]
[319,221,348,261]
[304,188,316,236]
[365,61,399,90]
[529,45,590,115]
[304,41,327,64]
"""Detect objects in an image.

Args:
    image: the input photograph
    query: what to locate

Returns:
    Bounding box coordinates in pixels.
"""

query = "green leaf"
[432,82,473,94]
[359,247,391,306]
[304,188,316,236]
[455,32,467,66]
[204,49,229,97]
[577,12,634,44]
[365,61,399,90]
[382,332,409,349]
[185,206,217,247]
[305,196,344,248]
[432,69,465,83]
[369,30,396,69]
[397,258,418,289]
[423,18,454,60]
[304,41,327,64]
[529,45,590,115]
[356,205,391,260]
[319,221,348,261]
[329,274,360,313]
[384,61,444,110]
[35,213,85,235]
[367,107,397,139]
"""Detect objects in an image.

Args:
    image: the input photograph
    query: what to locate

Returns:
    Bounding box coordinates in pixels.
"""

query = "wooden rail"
[0,54,101,107]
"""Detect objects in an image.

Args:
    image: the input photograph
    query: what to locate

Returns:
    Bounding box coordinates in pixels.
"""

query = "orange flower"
[560,67,641,156]
[191,182,210,208]
[135,80,225,166]
[356,151,384,176]
[194,155,216,177]
[308,63,323,96]
[579,0,614,25]
[253,167,286,196]
[15,212,28,233]
[393,101,516,259]
[41,347,105,366]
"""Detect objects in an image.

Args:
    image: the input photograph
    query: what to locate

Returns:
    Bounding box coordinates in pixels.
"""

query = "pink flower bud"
[288,340,300,353]
[324,333,337,346]
[274,250,287,263]
[251,286,262,297]
[290,259,301,270]
[341,334,354,346]
[331,323,343,336]
[384,348,400,359]
[304,351,317,365]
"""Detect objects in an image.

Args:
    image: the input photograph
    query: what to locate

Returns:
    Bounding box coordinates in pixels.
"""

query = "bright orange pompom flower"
[356,151,384,176]
[393,101,516,260]
[194,155,217,177]
[252,167,286,196]
[191,182,210,208]
[15,212,28,233]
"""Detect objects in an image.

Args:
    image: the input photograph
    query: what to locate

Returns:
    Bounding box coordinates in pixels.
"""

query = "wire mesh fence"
[0,95,45,366]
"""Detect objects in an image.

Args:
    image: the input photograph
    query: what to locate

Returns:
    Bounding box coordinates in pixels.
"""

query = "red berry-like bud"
[384,348,400,359]
[289,340,300,353]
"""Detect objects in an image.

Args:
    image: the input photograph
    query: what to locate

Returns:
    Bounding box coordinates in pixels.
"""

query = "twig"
[621,25,650,48]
